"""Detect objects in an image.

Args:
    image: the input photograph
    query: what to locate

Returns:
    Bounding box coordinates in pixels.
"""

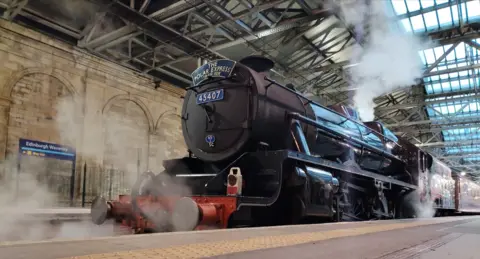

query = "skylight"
[390,0,480,172]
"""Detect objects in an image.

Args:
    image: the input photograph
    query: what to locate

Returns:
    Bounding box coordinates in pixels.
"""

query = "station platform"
[4,208,91,221]
[0,207,123,243]
[1,216,480,259]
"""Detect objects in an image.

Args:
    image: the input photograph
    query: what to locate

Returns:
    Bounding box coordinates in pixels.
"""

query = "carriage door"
[419,152,429,202]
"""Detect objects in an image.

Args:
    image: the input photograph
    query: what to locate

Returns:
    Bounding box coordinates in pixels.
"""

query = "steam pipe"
[288,112,401,162]
[290,119,311,155]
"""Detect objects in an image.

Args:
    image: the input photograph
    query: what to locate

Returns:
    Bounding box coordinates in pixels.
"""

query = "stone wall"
[0,20,188,204]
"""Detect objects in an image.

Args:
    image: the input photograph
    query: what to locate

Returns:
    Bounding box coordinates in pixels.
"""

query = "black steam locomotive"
[90,56,451,232]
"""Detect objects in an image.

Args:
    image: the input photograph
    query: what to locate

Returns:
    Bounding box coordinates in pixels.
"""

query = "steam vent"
[1,1,480,258]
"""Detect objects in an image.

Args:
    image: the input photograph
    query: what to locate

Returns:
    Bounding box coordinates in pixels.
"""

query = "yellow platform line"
[64,219,458,259]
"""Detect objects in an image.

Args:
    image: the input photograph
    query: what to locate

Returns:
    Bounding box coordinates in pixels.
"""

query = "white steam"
[332,0,428,121]
[55,95,152,200]
[402,190,436,219]
[0,154,120,242]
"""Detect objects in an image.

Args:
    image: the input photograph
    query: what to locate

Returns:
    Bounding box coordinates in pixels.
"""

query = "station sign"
[18,138,76,161]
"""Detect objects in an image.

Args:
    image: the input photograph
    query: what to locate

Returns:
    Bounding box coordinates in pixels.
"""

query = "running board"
[286,151,417,190]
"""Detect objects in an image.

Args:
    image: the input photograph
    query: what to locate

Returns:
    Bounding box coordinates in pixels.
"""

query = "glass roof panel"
[446,145,480,155]
[464,157,480,162]
[392,1,407,15]
[390,0,480,172]
[406,1,421,12]
[466,1,480,19]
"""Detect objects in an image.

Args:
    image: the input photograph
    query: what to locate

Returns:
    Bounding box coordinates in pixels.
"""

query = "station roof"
[0,0,478,179]
[386,0,480,179]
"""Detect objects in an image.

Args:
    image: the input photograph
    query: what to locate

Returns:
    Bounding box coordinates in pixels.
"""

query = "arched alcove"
[101,95,152,197]
[6,71,78,205]
[150,111,188,171]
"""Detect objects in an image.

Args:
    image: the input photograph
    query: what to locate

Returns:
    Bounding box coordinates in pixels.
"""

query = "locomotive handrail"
[264,77,399,147]
[288,112,401,162]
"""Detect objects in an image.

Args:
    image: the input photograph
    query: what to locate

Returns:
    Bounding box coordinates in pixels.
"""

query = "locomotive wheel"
[291,194,306,224]
[369,195,389,220]
[343,191,367,221]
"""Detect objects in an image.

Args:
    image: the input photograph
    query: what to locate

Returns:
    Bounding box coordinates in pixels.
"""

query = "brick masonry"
[0,20,188,203]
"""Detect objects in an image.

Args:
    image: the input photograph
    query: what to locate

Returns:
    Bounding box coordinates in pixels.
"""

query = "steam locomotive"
[90,56,480,233]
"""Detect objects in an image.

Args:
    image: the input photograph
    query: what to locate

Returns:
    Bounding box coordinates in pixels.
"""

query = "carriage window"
[419,153,424,172]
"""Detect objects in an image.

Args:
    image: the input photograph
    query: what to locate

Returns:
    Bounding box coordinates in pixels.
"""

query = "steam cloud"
[332,0,428,121]
[55,94,192,233]
[403,190,436,219]
[0,153,121,242]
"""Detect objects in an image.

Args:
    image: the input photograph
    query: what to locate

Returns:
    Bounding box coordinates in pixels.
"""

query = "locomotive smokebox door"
[183,60,254,162]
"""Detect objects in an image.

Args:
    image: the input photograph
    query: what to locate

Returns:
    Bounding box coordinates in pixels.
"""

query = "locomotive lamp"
[227,167,243,196]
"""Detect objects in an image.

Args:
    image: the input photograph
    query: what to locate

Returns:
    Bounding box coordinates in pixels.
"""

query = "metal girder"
[80,24,137,49]
[2,0,28,20]
[394,122,480,134]
[181,0,289,38]
[149,9,331,71]
[308,56,480,95]
[425,62,480,78]
[70,0,340,91]
[385,114,480,128]
[375,90,480,112]
[396,0,474,20]
[299,19,480,97]
[91,0,225,59]
[438,153,480,159]
[423,42,460,74]
[416,139,480,148]
[466,40,480,51]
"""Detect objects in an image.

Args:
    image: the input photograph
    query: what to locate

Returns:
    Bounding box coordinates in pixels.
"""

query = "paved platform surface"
[4,207,90,218]
[0,207,122,243]
[1,216,479,259]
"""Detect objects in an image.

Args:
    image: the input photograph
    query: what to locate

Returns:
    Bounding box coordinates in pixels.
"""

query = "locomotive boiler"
[90,56,472,233]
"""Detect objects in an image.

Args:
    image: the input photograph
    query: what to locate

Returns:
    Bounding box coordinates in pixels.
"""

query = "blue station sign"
[18,138,76,161]
[191,59,236,86]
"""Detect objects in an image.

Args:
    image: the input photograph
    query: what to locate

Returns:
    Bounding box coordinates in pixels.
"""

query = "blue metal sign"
[18,138,76,161]
[191,59,236,86]
[196,89,225,105]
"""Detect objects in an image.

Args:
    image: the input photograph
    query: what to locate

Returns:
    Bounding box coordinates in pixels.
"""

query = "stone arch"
[5,70,80,204]
[149,111,187,171]
[6,71,79,153]
[102,94,154,133]
[154,109,179,132]
[3,67,79,98]
[101,95,152,196]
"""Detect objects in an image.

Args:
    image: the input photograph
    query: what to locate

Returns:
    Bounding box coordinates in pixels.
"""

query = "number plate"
[196,89,224,105]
